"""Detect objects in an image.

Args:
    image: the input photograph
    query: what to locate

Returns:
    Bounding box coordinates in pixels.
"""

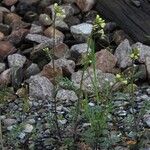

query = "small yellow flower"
[116,74,121,79]
[122,80,128,85]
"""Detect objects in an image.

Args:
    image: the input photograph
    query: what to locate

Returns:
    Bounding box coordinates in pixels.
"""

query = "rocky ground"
[0,0,150,150]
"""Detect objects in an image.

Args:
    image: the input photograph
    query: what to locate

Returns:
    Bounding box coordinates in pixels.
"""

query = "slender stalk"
[130,61,138,137]
[72,37,92,147]
[52,13,62,141]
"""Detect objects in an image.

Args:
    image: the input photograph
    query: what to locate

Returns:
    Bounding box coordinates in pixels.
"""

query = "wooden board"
[95,0,150,44]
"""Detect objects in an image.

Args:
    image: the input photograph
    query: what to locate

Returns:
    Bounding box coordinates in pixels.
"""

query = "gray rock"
[25,34,53,45]
[114,39,132,69]
[24,124,33,133]
[0,6,10,13]
[0,23,10,35]
[25,63,40,79]
[145,57,150,81]
[29,75,54,100]
[55,20,69,31]
[56,89,78,103]
[71,68,116,93]
[132,42,150,63]
[18,132,26,139]
[71,23,93,42]
[30,24,43,34]
[58,119,67,125]
[0,63,5,73]
[11,66,23,90]
[8,54,26,68]
[54,58,75,75]
[39,13,52,26]
[3,118,17,127]
[143,114,150,127]
[70,43,91,63]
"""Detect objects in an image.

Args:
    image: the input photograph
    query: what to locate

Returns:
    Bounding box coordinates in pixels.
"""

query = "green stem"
[52,13,62,141]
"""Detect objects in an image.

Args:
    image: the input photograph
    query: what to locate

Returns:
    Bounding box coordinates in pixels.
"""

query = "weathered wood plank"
[96,0,150,44]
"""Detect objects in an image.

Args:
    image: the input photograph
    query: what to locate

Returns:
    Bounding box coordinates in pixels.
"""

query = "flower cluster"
[93,15,106,37]
[54,3,66,18]
[130,48,140,60]
[116,73,128,85]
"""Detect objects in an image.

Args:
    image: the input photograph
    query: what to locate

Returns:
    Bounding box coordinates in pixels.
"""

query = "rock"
[24,124,33,133]
[0,32,4,40]
[2,0,18,6]
[0,41,16,59]
[143,114,150,127]
[0,63,6,74]
[95,49,117,73]
[145,57,150,80]
[54,43,70,59]
[54,58,75,76]
[44,26,64,43]
[29,75,54,100]
[70,23,93,42]
[30,24,43,34]
[40,61,63,83]
[61,4,78,17]
[114,39,132,69]
[30,43,52,69]
[113,30,127,45]
[0,12,3,23]
[64,16,80,27]
[63,0,75,3]
[0,23,11,35]
[25,33,53,44]
[56,89,78,103]
[83,10,98,23]
[0,69,11,86]
[4,13,22,25]
[104,22,117,32]
[7,28,29,45]
[55,20,69,31]
[0,6,10,13]
[123,64,147,81]
[71,68,116,93]
[75,0,95,12]
[8,53,26,68]
[25,63,40,79]
[18,132,26,139]
[3,118,17,127]
[11,66,23,90]
[39,13,52,26]
[132,42,150,63]
[58,119,67,125]
[70,43,91,64]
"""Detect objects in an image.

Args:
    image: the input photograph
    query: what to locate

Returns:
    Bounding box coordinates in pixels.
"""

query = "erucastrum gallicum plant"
[43,3,66,142]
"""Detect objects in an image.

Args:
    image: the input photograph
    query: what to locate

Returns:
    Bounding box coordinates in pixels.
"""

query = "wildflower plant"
[93,15,106,38]
[54,3,66,18]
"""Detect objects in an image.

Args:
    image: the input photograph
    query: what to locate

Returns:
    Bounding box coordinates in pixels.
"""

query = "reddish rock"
[44,26,64,42]
[7,28,29,45]
[3,0,18,6]
[54,43,70,59]
[0,41,16,59]
[4,13,22,25]
[75,0,95,12]
[95,49,117,73]
[0,69,11,87]
[0,32,4,41]
[40,62,63,84]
